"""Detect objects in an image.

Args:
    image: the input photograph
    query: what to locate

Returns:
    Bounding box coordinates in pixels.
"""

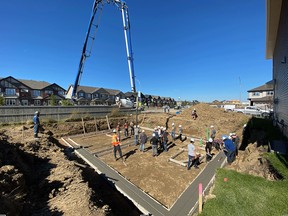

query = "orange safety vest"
[112,134,120,146]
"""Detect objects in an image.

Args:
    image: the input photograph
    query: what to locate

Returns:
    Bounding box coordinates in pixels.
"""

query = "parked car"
[233,106,270,117]
[223,104,236,112]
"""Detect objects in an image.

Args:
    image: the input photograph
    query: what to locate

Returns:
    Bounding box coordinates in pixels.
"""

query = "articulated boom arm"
[72,0,136,98]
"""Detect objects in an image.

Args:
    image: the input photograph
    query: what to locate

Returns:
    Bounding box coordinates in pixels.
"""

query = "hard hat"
[35,111,39,114]
[163,127,166,131]
[222,136,228,140]
[157,126,160,129]
[152,133,156,137]
[142,130,145,133]
[179,125,182,127]
[113,129,116,133]
[172,122,175,125]
[243,124,247,128]
[210,125,214,128]
[190,138,195,142]
[209,138,213,142]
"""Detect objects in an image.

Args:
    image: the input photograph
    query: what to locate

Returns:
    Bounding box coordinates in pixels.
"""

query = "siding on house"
[273,0,288,136]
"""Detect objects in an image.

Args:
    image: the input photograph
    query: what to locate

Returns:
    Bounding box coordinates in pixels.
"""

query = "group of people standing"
[111,120,241,168]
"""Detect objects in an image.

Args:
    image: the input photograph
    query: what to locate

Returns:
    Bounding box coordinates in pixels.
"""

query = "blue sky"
[0,0,272,102]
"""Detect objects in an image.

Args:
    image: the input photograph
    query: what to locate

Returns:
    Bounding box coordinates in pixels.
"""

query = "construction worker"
[210,125,216,140]
[222,135,236,164]
[134,125,139,145]
[33,111,40,138]
[162,128,169,152]
[124,121,129,137]
[205,138,213,162]
[139,130,147,152]
[191,108,198,120]
[171,122,176,141]
[130,121,134,136]
[178,125,184,142]
[150,133,158,157]
[187,138,199,170]
[111,129,124,161]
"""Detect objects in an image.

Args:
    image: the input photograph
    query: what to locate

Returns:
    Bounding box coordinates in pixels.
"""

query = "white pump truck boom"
[71,0,136,107]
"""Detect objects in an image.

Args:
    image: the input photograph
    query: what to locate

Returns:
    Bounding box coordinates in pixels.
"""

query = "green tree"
[61,99,73,106]
[50,94,57,106]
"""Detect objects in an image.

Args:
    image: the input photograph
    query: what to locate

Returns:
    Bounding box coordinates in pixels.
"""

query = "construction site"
[1,103,283,215]
[1,0,287,215]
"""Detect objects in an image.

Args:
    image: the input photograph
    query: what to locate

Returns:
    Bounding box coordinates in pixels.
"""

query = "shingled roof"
[18,79,51,90]
[247,80,274,92]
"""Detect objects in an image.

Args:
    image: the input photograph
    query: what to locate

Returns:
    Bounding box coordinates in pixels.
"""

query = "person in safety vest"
[112,129,125,161]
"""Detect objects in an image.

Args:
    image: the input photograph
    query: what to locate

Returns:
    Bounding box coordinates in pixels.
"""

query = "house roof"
[77,85,101,93]
[104,88,122,95]
[19,79,51,90]
[248,80,274,92]
[266,0,282,59]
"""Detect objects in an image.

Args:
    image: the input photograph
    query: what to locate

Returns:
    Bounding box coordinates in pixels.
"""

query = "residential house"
[266,0,288,137]
[0,76,65,106]
[247,80,274,109]
[66,85,125,105]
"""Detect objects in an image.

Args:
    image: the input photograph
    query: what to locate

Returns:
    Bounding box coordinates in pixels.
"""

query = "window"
[5,99,16,105]
[34,100,41,106]
[87,93,91,99]
[267,91,274,96]
[93,93,99,99]
[21,100,28,106]
[78,92,84,97]
[5,88,16,95]
[58,91,64,95]
[33,90,41,97]
[21,89,29,93]
[252,92,260,96]
[45,90,53,94]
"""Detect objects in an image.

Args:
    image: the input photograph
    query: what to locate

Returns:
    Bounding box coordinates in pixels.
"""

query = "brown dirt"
[0,103,276,215]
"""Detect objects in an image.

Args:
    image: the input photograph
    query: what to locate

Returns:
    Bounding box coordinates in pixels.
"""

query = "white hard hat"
[152,133,156,137]
[179,125,182,127]
[190,138,195,142]
[222,136,228,140]
[243,124,247,128]
[35,111,39,114]
[172,122,175,125]
[142,130,145,133]
[157,126,160,128]
[209,138,213,142]
[210,125,214,128]
[163,127,166,131]
[113,129,116,133]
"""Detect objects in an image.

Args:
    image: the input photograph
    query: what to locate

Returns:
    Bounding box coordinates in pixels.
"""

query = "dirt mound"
[142,103,249,140]
[0,127,104,216]
[227,143,281,180]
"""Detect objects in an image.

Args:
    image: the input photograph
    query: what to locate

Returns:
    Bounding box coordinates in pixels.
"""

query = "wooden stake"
[81,117,86,136]
[106,115,111,130]
[94,117,98,132]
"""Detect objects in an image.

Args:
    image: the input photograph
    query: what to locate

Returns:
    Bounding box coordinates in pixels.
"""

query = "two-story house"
[66,85,125,105]
[247,80,274,110]
[0,76,65,106]
[266,0,288,138]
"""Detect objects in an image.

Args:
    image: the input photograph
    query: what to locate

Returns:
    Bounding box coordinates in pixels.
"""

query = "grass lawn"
[200,152,288,216]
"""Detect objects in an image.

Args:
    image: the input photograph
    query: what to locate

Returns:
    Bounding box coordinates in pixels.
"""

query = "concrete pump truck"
[71,0,136,108]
